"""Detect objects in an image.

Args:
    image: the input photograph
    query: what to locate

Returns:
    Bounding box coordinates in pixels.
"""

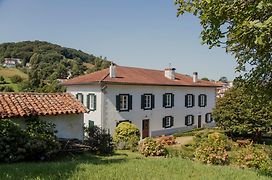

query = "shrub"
[0,76,6,84]
[0,86,14,92]
[113,122,140,151]
[156,135,176,146]
[233,143,272,175]
[10,75,23,83]
[166,145,195,160]
[84,125,114,155]
[194,132,230,165]
[138,137,167,157]
[0,117,60,163]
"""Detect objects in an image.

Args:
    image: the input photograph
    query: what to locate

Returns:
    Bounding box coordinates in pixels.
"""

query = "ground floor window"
[163,116,174,128]
[185,115,194,126]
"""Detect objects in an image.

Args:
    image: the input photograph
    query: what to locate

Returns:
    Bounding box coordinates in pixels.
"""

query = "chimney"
[165,68,176,80]
[109,62,116,78]
[193,72,198,83]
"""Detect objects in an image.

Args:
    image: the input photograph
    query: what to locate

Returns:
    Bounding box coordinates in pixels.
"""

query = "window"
[89,120,94,127]
[205,113,213,123]
[162,116,174,128]
[198,94,207,107]
[87,94,96,111]
[185,115,194,126]
[116,94,132,112]
[163,93,174,108]
[76,93,84,104]
[141,94,155,110]
[185,94,194,108]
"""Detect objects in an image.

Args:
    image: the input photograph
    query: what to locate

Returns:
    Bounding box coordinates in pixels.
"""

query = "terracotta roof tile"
[0,93,87,119]
[62,66,221,87]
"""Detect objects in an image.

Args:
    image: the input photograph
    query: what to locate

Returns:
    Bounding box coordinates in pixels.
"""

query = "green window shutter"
[93,94,97,111]
[171,93,174,107]
[198,95,201,107]
[185,95,188,107]
[204,95,207,107]
[205,113,208,123]
[89,120,94,127]
[163,94,166,107]
[116,95,120,111]
[162,117,166,128]
[141,95,145,109]
[151,94,155,109]
[192,95,195,107]
[192,116,195,125]
[76,93,79,99]
[170,116,174,127]
[185,116,188,125]
[129,95,132,110]
[87,94,90,109]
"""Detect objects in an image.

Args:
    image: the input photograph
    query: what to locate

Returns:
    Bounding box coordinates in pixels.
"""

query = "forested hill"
[0,41,110,92]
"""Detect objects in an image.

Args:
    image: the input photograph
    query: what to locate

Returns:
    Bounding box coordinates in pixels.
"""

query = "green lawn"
[0,67,28,92]
[0,151,270,180]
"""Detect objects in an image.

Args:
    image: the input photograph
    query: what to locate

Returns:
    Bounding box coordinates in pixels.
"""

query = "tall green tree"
[175,0,272,98]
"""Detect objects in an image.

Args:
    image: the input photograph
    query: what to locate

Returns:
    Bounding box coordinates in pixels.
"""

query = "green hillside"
[0,41,110,92]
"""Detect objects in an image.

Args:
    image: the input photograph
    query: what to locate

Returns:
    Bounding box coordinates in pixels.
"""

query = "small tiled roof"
[62,66,221,87]
[0,93,87,119]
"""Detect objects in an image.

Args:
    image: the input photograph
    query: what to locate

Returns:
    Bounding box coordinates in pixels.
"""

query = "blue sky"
[0,0,237,80]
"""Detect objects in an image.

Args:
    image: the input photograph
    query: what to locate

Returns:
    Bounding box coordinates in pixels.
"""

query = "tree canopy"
[175,0,272,98]
[0,41,110,92]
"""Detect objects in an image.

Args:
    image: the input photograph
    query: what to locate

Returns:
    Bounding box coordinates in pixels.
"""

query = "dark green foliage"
[213,87,272,139]
[113,122,140,151]
[10,75,23,83]
[219,77,228,83]
[0,85,14,92]
[0,41,111,92]
[84,125,114,155]
[0,117,60,163]
[0,75,7,84]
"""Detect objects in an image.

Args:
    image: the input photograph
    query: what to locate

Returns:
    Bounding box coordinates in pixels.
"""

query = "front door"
[142,119,149,138]
[198,115,202,128]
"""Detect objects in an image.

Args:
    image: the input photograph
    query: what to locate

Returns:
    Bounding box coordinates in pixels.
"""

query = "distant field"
[0,67,28,92]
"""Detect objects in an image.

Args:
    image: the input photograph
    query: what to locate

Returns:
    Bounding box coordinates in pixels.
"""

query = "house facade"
[0,93,87,140]
[63,65,220,138]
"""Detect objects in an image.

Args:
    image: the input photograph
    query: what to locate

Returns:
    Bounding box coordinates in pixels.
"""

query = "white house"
[0,92,87,140]
[3,58,22,68]
[63,65,221,138]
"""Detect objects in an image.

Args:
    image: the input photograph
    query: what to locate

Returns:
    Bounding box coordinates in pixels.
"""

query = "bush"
[194,132,230,165]
[10,75,23,83]
[138,137,167,157]
[156,135,176,146]
[84,125,114,155]
[0,76,7,84]
[113,122,140,151]
[166,145,195,160]
[0,117,60,163]
[233,143,272,175]
[0,85,14,92]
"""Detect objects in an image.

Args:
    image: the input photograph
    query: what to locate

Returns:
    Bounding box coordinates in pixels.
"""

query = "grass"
[0,151,270,180]
[0,67,28,92]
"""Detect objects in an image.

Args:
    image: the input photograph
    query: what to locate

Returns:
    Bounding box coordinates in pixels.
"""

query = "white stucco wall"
[12,113,84,140]
[66,83,216,138]
[66,85,102,128]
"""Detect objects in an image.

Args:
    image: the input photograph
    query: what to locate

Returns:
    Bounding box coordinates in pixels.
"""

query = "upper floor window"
[162,116,174,128]
[198,94,207,107]
[163,93,174,108]
[76,93,84,104]
[185,94,195,108]
[87,94,96,111]
[116,94,132,112]
[141,94,155,110]
[205,113,213,123]
[185,115,194,126]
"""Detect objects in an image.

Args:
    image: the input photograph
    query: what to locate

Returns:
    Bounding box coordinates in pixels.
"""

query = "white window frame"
[89,94,95,110]
[165,94,172,107]
[187,95,193,107]
[120,95,129,111]
[144,94,152,109]
[188,115,193,125]
[76,93,84,104]
[206,113,212,123]
[165,116,171,128]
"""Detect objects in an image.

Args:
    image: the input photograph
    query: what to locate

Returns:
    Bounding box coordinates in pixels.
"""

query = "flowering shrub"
[234,143,272,175]
[156,135,176,146]
[194,132,229,165]
[113,122,140,151]
[138,137,167,157]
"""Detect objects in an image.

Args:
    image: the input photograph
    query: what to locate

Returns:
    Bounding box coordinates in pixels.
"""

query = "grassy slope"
[0,67,28,92]
[0,151,269,180]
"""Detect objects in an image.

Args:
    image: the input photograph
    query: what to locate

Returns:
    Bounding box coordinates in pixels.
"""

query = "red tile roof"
[0,93,87,119]
[62,66,221,87]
